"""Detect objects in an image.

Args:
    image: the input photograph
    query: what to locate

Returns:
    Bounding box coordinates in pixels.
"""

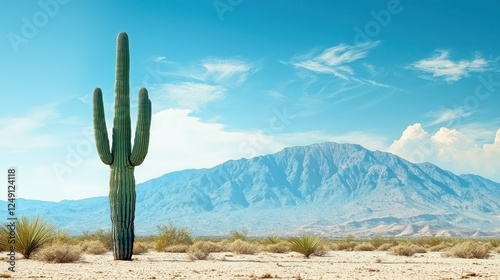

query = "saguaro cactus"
[92,32,152,260]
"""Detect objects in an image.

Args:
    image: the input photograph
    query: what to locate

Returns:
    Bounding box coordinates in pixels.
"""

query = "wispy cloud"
[201,58,253,85]
[154,82,226,111]
[408,50,488,82]
[291,41,381,80]
[426,107,473,126]
[0,108,59,151]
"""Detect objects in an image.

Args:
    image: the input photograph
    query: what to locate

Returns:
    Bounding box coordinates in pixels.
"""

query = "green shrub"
[444,241,491,259]
[288,235,324,258]
[0,215,57,259]
[36,243,83,263]
[155,222,194,251]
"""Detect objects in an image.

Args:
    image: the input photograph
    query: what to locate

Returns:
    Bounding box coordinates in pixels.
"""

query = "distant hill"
[6,142,500,237]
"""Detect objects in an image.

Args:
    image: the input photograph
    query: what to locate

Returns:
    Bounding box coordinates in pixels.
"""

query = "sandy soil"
[4,251,500,280]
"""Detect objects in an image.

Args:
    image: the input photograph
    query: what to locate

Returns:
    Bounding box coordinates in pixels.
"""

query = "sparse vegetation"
[79,229,113,250]
[81,240,109,255]
[0,215,57,259]
[390,244,426,256]
[444,241,491,259]
[133,242,149,255]
[35,243,83,263]
[288,235,324,258]
[155,222,194,251]
[230,228,249,241]
[353,242,376,251]
[229,239,259,255]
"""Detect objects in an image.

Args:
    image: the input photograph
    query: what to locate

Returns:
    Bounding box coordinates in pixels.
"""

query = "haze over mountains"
[7,142,500,237]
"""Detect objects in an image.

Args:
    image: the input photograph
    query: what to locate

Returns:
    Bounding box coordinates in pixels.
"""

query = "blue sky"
[1,0,500,201]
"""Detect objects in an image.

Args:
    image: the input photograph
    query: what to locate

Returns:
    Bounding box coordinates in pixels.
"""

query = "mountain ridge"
[5,142,500,237]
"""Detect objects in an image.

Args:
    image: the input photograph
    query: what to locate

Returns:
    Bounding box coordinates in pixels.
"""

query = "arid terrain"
[4,250,500,280]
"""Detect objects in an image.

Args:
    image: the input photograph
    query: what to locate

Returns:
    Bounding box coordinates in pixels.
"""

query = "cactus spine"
[92,32,152,260]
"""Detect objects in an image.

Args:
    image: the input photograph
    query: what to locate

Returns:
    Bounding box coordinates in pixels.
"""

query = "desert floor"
[4,251,500,280]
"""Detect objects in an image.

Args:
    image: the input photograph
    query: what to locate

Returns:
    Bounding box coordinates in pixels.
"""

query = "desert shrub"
[444,241,491,259]
[164,244,190,253]
[264,241,291,253]
[369,235,387,249]
[155,222,194,252]
[390,244,426,256]
[413,236,448,248]
[0,215,56,259]
[354,242,376,251]
[230,228,248,241]
[335,235,357,251]
[428,243,451,252]
[36,243,83,263]
[288,235,324,258]
[186,241,223,260]
[264,235,282,244]
[487,239,500,248]
[80,240,108,255]
[80,229,112,250]
[377,243,395,251]
[133,242,149,255]
[229,239,258,255]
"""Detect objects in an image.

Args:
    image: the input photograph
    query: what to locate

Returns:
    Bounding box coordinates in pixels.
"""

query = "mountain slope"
[8,142,500,236]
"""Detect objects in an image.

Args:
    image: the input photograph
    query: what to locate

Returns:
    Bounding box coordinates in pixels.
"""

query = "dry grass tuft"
[229,239,259,255]
[390,244,426,256]
[263,241,291,253]
[353,242,376,251]
[444,241,491,259]
[36,243,83,263]
[164,244,190,253]
[377,243,395,251]
[133,242,149,255]
[81,240,108,255]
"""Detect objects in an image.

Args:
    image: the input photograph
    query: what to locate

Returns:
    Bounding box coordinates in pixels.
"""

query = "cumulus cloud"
[291,41,381,80]
[389,123,500,182]
[409,50,488,82]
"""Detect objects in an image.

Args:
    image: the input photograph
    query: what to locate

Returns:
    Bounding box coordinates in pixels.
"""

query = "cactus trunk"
[92,32,152,261]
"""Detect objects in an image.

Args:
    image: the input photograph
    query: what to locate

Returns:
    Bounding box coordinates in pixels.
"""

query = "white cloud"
[291,41,380,80]
[409,50,488,82]
[426,107,472,126]
[153,82,226,110]
[0,108,59,151]
[201,58,253,85]
[389,123,500,182]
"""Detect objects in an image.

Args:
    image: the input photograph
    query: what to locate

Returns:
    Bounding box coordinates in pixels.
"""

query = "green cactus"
[92,32,152,260]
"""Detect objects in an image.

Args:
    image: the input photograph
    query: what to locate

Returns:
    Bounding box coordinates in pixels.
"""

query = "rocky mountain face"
[7,142,500,237]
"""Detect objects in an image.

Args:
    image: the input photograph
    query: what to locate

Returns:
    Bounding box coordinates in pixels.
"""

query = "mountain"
[5,142,500,237]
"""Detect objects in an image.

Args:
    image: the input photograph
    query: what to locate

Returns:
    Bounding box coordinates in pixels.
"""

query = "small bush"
[155,222,194,251]
[444,241,491,259]
[264,236,282,244]
[80,229,112,250]
[288,235,324,258]
[264,241,291,253]
[377,243,395,251]
[164,244,190,253]
[0,215,57,259]
[369,235,387,249]
[390,244,426,256]
[428,243,451,252]
[230,228,248,241]
[36,243,83,263]
[133,242,149,255]
[81,240,108,255]
[229,239,258,255]
[186,241,219,260]
[354,242,376,251]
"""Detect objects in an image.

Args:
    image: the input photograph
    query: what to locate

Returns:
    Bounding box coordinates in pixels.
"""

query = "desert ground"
[4,250,500,280]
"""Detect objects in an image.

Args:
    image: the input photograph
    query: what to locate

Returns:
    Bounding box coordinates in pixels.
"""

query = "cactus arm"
[130,88,152,166]
[92,88,113,165]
